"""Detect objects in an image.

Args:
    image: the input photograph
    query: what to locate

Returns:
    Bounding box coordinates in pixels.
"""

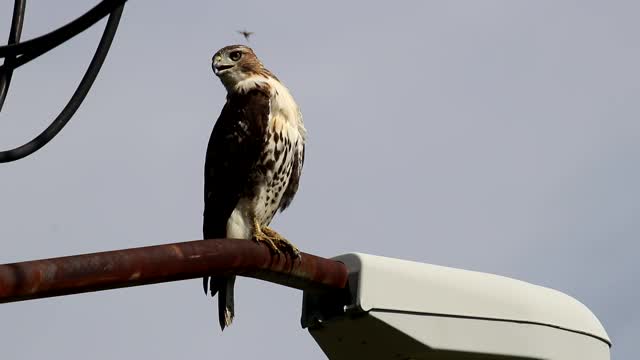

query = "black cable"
[0,4,125,163]
[0,0,26,111]
[0,0,125,59]
[0,1,127,74]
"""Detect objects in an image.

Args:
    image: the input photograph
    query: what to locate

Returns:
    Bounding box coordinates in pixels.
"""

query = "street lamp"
[303,253,610,360]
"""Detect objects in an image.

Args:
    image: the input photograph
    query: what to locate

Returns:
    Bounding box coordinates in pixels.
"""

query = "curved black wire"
[0,4,125,163]
[0,0,26,111]
[0,0,125,59]
[0,0,127,74]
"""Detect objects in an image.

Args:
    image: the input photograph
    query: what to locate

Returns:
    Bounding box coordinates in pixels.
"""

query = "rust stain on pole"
[0,239,348,303]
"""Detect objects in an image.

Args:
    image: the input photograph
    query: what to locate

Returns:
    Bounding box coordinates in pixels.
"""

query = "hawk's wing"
[203,88,270,239]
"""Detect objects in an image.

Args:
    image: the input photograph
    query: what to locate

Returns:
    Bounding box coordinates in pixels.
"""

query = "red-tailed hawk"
[202,45,306,330]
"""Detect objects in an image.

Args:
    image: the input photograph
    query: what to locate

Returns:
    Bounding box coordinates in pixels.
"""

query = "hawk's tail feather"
[205,275,235,330]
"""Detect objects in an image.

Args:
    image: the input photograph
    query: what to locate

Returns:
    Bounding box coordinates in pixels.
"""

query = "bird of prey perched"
[237,30,254,42]
[203,45,306,330]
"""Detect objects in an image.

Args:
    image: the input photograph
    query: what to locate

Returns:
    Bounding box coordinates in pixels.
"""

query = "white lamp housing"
[302,253,610,360]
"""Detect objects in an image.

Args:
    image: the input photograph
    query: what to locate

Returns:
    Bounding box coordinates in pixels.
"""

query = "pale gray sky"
[0,1,638,359]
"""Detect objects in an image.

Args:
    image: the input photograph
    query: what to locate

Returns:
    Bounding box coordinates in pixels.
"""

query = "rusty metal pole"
[0,239,348,303]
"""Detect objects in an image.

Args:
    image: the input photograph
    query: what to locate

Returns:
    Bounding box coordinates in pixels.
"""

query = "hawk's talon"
[253,229,282,255]
[262,226,300,259]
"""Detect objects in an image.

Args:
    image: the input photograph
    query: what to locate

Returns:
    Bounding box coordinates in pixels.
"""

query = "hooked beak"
[212,55,233,75]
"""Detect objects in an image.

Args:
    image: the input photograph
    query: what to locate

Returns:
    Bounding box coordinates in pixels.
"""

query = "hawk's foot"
[252,225,281,255]
[262,227,301,259]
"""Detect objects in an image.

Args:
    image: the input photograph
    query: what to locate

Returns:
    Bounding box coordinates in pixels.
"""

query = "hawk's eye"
[229,51,242,61]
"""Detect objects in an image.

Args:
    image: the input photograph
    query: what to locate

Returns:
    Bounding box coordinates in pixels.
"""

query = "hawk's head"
[212,45,271,90]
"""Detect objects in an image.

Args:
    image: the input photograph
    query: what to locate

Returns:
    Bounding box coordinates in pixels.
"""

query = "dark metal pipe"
[0,239,349,303]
